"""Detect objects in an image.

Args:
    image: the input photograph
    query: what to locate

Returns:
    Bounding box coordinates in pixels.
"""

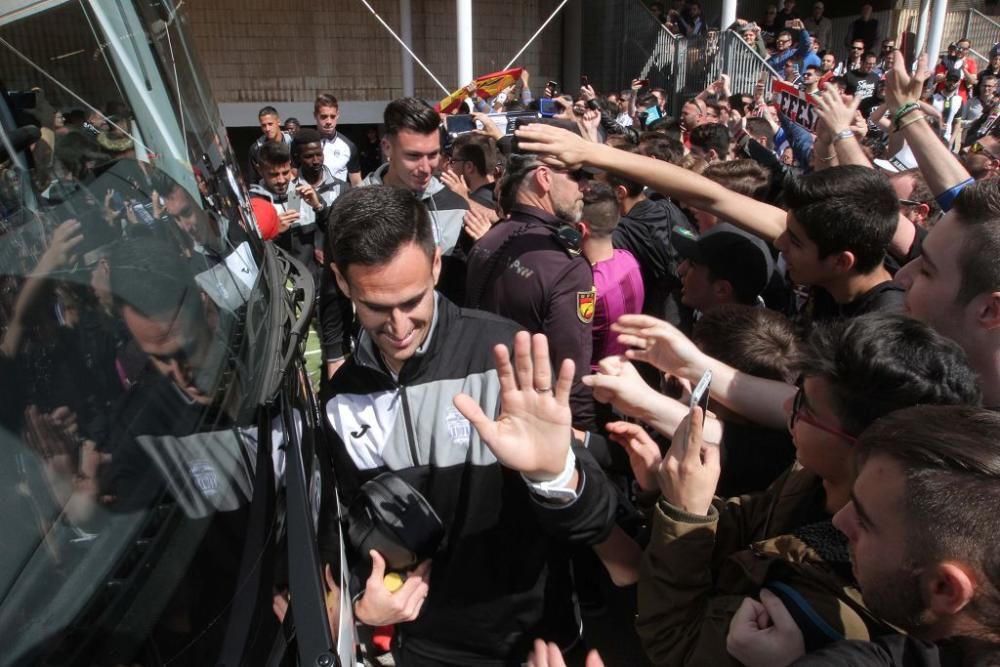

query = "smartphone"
[546,80,560,93]
[581,75,590,86]
[539,98,559,118]
[445,114,477,135]
[688,370,712,427]
[284,184,301,212]
[637,78,650,88]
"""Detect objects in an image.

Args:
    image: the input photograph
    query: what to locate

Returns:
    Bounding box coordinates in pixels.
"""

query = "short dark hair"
[314,93,339,113]
[384,97,440,137]
[605,145,645,197]
[691,305,799,382]
[796,313,981,436]
[109,236,198,319]
[702,159,771,199]
[638,132,685,164]
[950,179,1000,303]
[783,165,898,272]
[581,181,620,238]
[258,140,291,167]
[855,405,1000,633]
[258,105,279,119]
[689,122,730,159]
[326,185,436,271]
[450,133,496,177]
[745,117,776,149]
[292,127,322,149]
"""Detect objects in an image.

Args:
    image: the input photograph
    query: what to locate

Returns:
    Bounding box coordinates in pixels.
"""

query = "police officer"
[466,149,595,430]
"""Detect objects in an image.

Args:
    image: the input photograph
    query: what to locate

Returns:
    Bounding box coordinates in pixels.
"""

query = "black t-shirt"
[845,70,880,102]
[799,280,905,327]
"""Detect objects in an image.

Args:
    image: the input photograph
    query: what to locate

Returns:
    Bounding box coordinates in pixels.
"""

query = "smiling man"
[362,97,469,304]
[321,185,616,666]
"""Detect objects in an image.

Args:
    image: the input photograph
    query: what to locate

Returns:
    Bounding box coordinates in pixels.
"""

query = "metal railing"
[719,30,781,98]
[964,9,1000,63]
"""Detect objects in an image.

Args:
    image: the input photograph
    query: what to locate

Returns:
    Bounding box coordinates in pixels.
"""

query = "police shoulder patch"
[577,289,596,324]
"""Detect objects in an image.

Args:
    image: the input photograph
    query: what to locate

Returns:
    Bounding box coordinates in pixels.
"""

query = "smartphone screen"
[446,114,477,135]
[539,98,558,117]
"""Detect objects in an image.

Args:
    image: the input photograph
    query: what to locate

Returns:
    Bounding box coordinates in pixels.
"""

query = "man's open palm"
[454,332,574,481]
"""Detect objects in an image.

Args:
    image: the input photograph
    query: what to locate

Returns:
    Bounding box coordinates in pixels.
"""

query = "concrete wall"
[184,0,567,126]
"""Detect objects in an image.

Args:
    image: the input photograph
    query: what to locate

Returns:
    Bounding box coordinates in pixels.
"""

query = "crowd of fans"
[229,15,1000,660]
[4,4,1000,666]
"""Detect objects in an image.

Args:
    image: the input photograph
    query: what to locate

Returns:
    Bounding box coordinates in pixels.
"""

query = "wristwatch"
[832,128,854,143]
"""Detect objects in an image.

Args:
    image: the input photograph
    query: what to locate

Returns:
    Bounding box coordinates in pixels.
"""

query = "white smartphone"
[687,369,712,450]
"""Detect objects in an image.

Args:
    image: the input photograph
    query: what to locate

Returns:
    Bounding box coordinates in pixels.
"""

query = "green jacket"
[636,466,895,667]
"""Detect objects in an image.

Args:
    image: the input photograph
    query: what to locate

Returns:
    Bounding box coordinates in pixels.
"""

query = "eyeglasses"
[445,156,468,166]
[898,198,925,207]
[970,142,1000,159]
[788,384,858,443]
[851,46,864,51]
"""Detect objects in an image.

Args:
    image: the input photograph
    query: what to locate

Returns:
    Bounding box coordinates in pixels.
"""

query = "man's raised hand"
[454,332,574,482]
[658,407,720,516]
[612,314,707,378]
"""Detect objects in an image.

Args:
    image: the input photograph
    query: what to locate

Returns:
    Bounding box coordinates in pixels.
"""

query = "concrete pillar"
[562,0,582,93]
[400,0,414,96]
[720,0,737,33]
[926,0,949,71]
[457,0,473,86]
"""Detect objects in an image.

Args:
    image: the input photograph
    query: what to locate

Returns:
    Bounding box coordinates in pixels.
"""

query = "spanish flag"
[435,67,524,114]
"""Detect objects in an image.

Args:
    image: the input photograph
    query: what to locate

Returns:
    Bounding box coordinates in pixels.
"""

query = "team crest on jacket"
[577,289,596,323]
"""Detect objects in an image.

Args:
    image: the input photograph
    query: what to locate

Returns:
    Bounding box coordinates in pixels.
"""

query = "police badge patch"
[577,289,596,323]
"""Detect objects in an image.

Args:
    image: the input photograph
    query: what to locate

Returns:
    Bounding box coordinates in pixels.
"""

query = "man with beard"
[248,141,326,279]
[465,144,595,430]
[727,405,1000,667]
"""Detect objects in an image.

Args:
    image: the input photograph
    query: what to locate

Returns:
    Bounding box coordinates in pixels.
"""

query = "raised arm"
[886,52,974,204]
[515,124,789,242]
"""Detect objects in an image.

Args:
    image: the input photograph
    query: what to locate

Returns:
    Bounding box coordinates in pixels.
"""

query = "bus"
[0,1,352,665]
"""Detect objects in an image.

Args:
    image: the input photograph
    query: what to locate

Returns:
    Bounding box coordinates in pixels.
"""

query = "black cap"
[673,223,775,300]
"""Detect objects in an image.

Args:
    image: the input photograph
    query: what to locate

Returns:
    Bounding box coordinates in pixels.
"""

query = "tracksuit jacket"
[320,295,617,665]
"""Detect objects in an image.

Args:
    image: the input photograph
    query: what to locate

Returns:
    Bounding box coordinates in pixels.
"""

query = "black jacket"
[613,197,693,328]
[320,295,617,665]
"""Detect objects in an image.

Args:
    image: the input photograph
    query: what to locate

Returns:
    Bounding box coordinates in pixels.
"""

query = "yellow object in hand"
[383,572,404,592]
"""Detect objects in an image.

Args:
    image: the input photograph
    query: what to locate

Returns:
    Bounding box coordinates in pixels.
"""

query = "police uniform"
[466,204,596,430]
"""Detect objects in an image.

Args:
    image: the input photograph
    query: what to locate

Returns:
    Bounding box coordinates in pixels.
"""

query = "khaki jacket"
[636,466,895,667]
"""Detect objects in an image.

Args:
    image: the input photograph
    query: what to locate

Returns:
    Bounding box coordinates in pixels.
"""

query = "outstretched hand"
[583,355,656,418]
[658,407,720,516]
[813,87,861,135]
[606,421,662,492]
[514,123,594,171]
[454,332,575,481]
[886,51,931,109]
[612,314,707,378]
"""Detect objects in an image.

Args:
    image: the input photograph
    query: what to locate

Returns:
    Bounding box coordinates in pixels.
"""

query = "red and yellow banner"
[435,67,523,114]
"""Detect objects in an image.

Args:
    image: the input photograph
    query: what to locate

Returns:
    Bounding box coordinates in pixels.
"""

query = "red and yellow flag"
[435,67,523,114]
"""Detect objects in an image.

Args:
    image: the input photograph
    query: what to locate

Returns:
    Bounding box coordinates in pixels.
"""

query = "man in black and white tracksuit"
[319,185,617,667]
